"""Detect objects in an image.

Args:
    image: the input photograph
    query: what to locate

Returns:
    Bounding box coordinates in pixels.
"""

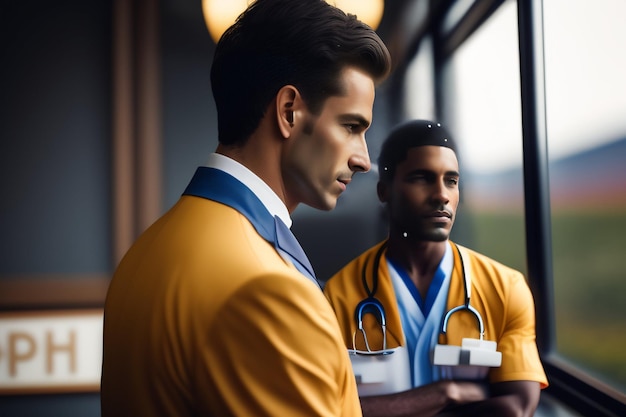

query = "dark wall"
[160,0,217,210]
[0,0,113,276]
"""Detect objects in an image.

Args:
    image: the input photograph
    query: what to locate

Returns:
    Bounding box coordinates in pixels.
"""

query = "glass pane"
[440,1,527,274]
[404,36,436,121]
[544,0,626,391]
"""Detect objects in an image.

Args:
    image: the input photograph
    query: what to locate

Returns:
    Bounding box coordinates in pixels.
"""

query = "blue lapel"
[182,167,318,285]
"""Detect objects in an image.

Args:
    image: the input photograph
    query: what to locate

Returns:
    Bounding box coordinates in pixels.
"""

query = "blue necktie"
[273,215,318,286]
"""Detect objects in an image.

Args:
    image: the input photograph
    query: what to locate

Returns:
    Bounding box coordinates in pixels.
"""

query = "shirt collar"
[205,153,292,228]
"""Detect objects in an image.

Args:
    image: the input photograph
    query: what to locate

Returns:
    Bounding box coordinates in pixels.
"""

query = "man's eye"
[446,178,459,186]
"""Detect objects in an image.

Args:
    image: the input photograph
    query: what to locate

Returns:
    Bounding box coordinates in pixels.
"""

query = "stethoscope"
[352,241,485,355]
[352,242,390,354]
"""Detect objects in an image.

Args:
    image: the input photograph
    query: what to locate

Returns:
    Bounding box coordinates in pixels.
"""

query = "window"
[440,1,527,275]
[543,0,626,392]
[403,36,436,121]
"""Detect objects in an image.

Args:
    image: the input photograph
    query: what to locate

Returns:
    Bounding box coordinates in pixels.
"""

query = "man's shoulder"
[116,197,290,284]
[454,243,525,282]
[456,243,514,268]
[325,240,387,287]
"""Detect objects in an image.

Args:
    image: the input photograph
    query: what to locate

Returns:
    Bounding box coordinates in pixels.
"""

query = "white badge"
[349,346,411,396]
[433,337,502,380]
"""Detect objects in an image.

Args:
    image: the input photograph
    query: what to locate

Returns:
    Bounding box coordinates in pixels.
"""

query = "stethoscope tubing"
[354,241,486,352]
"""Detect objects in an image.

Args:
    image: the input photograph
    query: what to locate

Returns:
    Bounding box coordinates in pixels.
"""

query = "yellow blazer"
[102,168,361,416]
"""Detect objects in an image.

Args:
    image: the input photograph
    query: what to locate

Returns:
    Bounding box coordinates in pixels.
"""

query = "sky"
[437,0,626,174]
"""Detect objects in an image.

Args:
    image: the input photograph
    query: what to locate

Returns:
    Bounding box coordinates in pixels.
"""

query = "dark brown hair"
[210,0,391,146]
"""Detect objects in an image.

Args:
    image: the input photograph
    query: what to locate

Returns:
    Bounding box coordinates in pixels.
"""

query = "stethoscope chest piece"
[349,246,412,395]
[351,242,394,354]
[352,296,391,354]
[432,244,502,369]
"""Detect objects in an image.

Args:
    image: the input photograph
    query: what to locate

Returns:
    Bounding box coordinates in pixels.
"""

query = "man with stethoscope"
[324,120,548,416]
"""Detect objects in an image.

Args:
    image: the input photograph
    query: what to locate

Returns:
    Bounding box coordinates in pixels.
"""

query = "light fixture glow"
[202,0,385,43]
[330,0,384,30]
[202,0,250,43]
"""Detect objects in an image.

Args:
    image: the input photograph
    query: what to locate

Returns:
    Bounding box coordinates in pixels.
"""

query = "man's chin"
[305,198,336,212]
[426,230,450,242]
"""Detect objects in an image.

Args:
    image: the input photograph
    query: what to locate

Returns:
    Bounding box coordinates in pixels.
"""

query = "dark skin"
[359,146,541,417]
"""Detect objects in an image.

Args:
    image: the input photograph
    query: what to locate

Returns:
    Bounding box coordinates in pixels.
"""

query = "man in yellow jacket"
[324,120,548,416]
[100,1,391,415]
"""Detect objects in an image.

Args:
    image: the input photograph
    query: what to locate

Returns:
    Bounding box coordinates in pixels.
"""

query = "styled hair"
[210,0,392,146]
[378,119,457,183]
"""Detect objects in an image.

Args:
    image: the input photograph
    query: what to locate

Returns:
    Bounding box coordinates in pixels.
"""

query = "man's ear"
[276,85,301,138]
[377,181,389,203]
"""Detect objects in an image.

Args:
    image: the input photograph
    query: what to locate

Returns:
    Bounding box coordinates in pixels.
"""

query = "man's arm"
[205,273,361,416]
[360,380,540,417]
[439,380,541,417]
[359,380,489,417]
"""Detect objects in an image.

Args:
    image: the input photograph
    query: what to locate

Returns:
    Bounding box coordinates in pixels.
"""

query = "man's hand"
[360,380,488,417]
[360,380,540,417]
[438,381,541,417]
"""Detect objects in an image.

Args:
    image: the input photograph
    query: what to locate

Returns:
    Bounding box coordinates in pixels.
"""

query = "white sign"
[0,310,103,394]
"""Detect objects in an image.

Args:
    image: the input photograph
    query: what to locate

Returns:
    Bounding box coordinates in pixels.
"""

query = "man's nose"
[349,134,371,173]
